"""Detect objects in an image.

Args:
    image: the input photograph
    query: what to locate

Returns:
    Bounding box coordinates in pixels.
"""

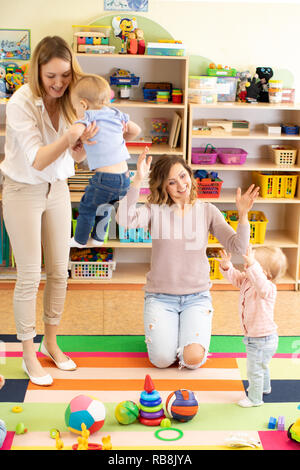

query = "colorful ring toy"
[154,427,184,442]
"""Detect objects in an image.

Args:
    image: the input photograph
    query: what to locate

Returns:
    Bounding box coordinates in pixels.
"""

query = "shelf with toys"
[187,100,300,289]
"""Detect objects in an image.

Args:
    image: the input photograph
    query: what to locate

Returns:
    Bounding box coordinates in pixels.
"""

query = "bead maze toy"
[138,375,166,426]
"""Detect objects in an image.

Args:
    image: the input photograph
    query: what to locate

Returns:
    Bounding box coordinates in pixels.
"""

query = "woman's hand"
[219,249,232,271]
[236,184,260,223]
[133,147,152,187]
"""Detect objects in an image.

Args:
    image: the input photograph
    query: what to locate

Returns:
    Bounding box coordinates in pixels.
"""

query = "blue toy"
[268,417,276,429]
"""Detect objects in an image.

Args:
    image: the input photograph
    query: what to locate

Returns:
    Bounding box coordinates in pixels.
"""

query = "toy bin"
[253,171,298,199]
[191,146,218,164]
[216,77,238,102]
[196,177,223,198]
[118,226,152,243]
[188,88,217,104]
[146,42,186,56]
[189,76,218,89]
[217,148,248,165]
[226,210,268,244]
[207,249,223,280]
[69,247,115,280]
[269,145,297,166]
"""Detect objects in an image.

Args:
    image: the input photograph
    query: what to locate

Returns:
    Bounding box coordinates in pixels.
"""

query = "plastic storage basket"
[217,148,248,165]
[269,145,298,166]
[253,172,298,199]
[226,210,268,244]
[191,146,218,164]
[69,260,116,279]
[119,226,152,243]
[207,249,223,280]
[196,177,223,198]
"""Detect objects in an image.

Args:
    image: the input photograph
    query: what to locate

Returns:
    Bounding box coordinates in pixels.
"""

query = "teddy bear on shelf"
[255,67,273,102]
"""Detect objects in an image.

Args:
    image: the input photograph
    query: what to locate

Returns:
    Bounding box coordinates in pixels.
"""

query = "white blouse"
[0,83,75,184]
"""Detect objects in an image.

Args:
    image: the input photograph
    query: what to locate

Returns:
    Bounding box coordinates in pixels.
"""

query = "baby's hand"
[243,245,255,268]
[67,123,86,146]
[0,375,5,390]
[219,249,231,270]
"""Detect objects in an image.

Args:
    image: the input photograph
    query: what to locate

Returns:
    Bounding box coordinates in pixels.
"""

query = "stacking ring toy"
[154,427,184,442]
[140,397,162,407]
[139,403,163,413]
[139,409,165,419]
[12,406,23,413]
[141,390,160,402]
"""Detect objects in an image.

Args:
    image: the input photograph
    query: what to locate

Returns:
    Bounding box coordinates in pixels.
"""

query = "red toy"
[138,375,165,426]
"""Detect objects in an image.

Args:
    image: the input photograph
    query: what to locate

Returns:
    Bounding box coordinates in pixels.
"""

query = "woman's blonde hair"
[147,155,197,206]
[72,74,111,108]
[254,246,288,282]
[28,36,83,123]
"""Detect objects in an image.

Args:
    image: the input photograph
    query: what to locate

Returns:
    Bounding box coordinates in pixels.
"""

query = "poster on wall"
[0,29,30,60]
[104,0,148,11]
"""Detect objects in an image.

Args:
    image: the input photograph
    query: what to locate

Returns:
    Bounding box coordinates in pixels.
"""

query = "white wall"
[1,1,300,95]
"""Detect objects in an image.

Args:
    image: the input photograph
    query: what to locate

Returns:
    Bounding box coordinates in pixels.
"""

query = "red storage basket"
[196,178,223,198]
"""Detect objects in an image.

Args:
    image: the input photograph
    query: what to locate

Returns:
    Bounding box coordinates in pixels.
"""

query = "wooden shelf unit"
[188,102,300,290]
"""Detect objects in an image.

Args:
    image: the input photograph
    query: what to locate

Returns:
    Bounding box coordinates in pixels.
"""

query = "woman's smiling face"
[40,57,72,99]
[165,162,192,206]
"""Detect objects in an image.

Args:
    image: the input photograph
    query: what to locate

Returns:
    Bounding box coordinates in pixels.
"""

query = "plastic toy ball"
[165,389,199,422]
[115,400,139,425]
[65,394,106,435]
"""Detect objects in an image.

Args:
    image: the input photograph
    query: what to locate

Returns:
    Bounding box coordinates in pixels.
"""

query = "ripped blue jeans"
[144,291,213,369]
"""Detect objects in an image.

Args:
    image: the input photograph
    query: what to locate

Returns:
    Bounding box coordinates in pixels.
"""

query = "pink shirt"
[116,186,250,295]
[219,261,277,337]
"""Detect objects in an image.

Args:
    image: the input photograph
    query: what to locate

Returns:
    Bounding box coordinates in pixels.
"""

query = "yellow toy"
[55,431,64,450]
[102,435,112,450]
[77,423,90,450]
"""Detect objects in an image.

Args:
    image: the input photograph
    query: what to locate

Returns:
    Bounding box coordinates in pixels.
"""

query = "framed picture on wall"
[104,0,148,12]
[0,29,31,61]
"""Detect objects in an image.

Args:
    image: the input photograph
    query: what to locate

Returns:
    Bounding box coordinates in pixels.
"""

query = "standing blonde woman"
[117,149,259,370]
[0,36,97,385]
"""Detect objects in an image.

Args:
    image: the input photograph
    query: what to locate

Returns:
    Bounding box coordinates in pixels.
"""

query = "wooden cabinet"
[187,102,300,289]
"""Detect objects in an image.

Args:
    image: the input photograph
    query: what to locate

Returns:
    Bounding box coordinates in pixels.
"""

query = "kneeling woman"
[117,149,259,369]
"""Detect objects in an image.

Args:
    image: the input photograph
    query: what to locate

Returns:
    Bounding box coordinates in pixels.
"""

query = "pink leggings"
[2,176,71,341]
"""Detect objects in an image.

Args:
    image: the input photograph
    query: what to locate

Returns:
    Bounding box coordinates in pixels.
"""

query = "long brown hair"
[28,36,83,123]
[147,155,197,206]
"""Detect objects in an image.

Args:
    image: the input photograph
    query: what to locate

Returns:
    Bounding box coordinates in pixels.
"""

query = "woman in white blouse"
[0,36,96,385]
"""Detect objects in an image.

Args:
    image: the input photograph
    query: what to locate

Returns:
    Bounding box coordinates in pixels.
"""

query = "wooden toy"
[165,389,198,423]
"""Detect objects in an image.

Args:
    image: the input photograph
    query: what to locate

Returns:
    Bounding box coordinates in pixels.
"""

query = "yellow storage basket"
[226,210,268,244]
[253,172,298,199]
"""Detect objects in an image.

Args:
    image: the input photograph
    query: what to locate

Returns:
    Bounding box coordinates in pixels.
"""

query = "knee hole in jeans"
[183,343,205,366]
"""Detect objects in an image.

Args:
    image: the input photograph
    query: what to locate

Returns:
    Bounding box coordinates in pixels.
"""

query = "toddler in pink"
[219,245,287,407]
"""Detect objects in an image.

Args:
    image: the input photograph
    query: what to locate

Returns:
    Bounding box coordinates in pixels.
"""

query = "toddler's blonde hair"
[72,74,111,108]
[254,246,287,282]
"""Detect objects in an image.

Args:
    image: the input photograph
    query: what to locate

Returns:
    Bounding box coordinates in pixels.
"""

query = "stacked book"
[67,169,95,192]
